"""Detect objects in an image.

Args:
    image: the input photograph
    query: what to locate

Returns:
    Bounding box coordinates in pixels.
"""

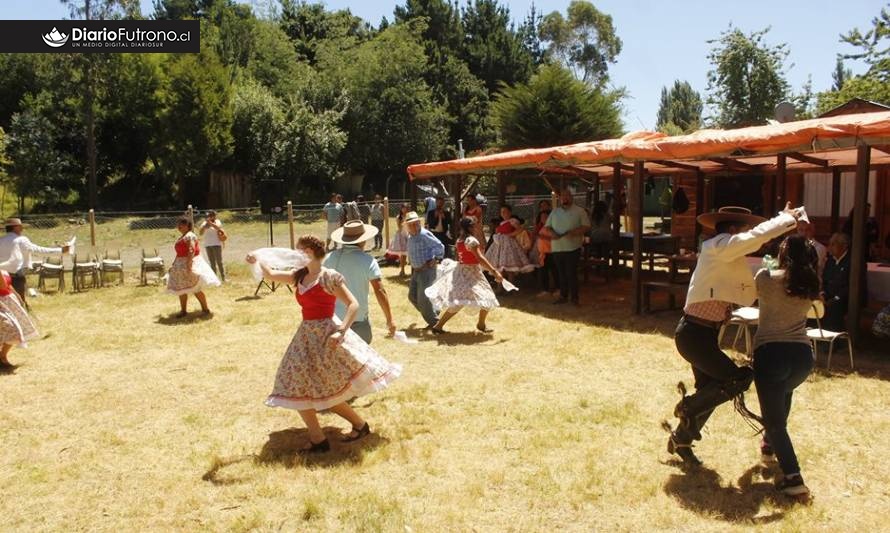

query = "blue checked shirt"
[407,228,445,266]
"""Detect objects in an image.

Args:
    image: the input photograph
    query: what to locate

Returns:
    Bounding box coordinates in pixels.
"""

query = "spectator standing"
[199,210,226,283]
[822,232,851,332]
[0,218,69,304]
[542,189,591,305]
[426,196,453,258]
[323,194,344,250]
[589,201,613,260]
[370,195,385,250]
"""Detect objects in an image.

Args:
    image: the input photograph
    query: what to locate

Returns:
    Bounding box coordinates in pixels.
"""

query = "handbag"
[217,228,228,243]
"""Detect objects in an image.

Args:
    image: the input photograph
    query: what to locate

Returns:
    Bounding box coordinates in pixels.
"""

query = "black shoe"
[301,438,330,454]
[776,474,810,497]
[476,324,493,333]
[430,327,446,335]
[667,433,702,466]
[341,422,371,443]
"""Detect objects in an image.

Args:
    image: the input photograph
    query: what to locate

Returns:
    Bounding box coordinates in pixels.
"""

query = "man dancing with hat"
[667,203,801,465]
[404,211,444,330]
[0,218,70,305]
[324,220,397,344]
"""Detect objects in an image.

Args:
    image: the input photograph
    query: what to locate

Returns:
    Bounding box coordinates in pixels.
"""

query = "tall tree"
[518,3,545,67]
[394,0,463,64]
[705,26,790,128]
[840,4,890,82]
[280,1,372,65]
[832,57,852,91]
[538,0,621,85]
[490,63,623,149]
[656,81,703,134]
[461,0,534,94]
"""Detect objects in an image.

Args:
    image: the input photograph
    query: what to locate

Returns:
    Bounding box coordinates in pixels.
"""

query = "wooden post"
[452,175,462,238]
[776,154,787,209]
[611,165,622,268]
[593,176,601,203]
[88,209,96,247]
[847,144,870,343]
[187,205,194,226]
[286,201,295,249]
[383,196,391,250]
[409,179,418,212]
[694,171,704,248]
[830,168,841,234]
[632,161,645,314]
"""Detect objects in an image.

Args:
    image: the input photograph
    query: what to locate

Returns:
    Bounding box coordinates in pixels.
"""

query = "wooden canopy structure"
[407,111,890,343]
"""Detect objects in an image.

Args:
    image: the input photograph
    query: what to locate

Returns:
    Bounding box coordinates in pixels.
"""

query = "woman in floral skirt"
[485,204,535,276]
[248,235,402,453]
[387,203,411,276]
[0,267,38,370]
[165,217,219,317]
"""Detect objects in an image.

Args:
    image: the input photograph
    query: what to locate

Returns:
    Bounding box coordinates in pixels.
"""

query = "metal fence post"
[287,201,295,249]
[88,209,96,247]
[383,197,390,250]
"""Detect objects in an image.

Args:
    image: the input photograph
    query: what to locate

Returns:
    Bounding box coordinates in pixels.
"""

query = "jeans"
[351,319,373,344]
[408,267,438,327]
[372,220,384,249]
[205,245,225,282]
[537,253,559,291]
[753,342,814,476]
[552,249,580,302]
[672,317,755,443]
[11,272,26,304]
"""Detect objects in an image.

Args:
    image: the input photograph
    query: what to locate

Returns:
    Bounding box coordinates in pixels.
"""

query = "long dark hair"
[459,216,475,240]
[397,203,410,223]
[778,234,820,299]
[294,235,326,285]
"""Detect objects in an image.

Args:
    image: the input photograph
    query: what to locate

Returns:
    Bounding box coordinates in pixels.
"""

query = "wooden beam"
[461,175,481,201]
[776,154,787,207]
[631,161,645,314]
[708,158,760,171]
[611,162,635,172]
[452,175,462,244]
[830,168,841,233]
[785,151,829,167]
[651,159,702,172]
[541,176,557,193]
[567,165,601,177]
[847,144,870,344]
[873,145,890,157]
[611,165,622,268]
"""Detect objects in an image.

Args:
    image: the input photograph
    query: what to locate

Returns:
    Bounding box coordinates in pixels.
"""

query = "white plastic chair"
[807,301,854,371]
[719,306,759,356]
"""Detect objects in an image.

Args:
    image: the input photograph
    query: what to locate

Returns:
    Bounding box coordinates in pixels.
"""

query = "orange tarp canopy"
[407,111,890,179]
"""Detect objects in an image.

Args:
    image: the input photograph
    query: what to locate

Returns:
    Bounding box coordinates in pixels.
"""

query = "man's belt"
[682,314,723,329]
[412,259,438,272]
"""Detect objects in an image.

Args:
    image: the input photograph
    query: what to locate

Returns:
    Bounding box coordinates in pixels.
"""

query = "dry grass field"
[1,254,889,532]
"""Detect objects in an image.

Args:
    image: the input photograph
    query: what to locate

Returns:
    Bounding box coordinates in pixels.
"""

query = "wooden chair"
[807,301,854,371]
[37,256,65,293]
[73,253,100,291]
[141,248,165,285]
[100,249,124,286]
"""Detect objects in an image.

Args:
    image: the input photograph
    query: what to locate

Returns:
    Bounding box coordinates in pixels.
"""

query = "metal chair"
[73,253,100,291]
[807,301,854,371]
[141,248,165,285]
[37,256,65,293]
[100,249,124,286]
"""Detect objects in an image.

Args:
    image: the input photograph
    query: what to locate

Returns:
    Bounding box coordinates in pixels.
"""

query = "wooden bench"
[642,281,688,313]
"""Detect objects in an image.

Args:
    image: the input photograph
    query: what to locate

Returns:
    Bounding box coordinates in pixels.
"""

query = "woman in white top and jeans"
[752,233,819,498]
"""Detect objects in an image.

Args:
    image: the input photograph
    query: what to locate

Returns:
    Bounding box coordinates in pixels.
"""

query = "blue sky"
[1,0,882,130]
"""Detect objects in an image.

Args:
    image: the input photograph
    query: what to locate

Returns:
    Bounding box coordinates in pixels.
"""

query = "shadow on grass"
[663,463,800,524]
[234,295,262,302]
[155,312,214,325]
[0,364,19,375]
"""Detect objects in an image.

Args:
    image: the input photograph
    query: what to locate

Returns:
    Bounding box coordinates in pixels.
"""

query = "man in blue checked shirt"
[405,211,444,328]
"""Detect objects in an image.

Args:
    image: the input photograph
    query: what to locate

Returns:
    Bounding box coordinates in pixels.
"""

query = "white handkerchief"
[502,279,519,292]
[393,331,419,344]
[797,207,810,224]
[66,236,76,255]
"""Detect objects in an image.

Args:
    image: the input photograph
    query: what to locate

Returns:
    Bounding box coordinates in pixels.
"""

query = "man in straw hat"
[0,218,70,304]
[666,203,802,466]
[404,210,444,330]
[324,220,397,344]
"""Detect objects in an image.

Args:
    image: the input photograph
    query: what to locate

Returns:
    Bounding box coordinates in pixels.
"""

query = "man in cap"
[0,218,70,304]
[324,220,397,344]
[405,211,444,329]
[667,203,801,466]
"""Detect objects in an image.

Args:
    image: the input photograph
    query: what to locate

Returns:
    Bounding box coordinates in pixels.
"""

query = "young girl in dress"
[485,205,535,277]
[165,217,220,317]
[0,268,38,370]
[248,235,401,453]
[428,217,504,334]
[387,203,410,276]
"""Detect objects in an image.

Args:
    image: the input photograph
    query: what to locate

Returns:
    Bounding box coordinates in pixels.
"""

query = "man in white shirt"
[199,210,225,282]
[0,218,69,303]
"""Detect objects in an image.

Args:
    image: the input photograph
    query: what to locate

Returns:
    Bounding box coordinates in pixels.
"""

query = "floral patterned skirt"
[425,261,499,311]
[0,294,37,346]
[486,234,535,273]
[265,317,402,411]
[165,256,221,295]
[387,230,408,256]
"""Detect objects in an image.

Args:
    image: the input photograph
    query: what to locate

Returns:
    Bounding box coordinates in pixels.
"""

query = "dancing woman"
[387,203,411,277]
[165,217,219,317]
[428,217,504,334]
[248,235,401,452]
[752,234,819,497]
[0,267,38,370]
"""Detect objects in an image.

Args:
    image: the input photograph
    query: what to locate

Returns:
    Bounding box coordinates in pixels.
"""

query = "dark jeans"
[408,267,438,327]
[822,299,847,332]
[205,245,225,282]
[673,317,754,443]
[11,272,26,304]
[753,342,814,476]
[537,253,559,291]
[432,232,452,259]
[552,249,580,302]
[372,220,384,249]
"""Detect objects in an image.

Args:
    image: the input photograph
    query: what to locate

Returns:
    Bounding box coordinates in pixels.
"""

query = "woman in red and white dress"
[428,217,503,334]
[165,217,220,317]
[462,195,487,251]
[0,268,38,370]
[485,205,535,275]
[387,203,411,276]
[248,235,401,453]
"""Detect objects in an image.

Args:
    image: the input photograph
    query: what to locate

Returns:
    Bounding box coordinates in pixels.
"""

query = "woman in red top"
[165,217,220,318]
[0,268,38,370]
[248,235,401,453]
[485,205,535,277]
[462,195,487,251]
[427,217,504,334]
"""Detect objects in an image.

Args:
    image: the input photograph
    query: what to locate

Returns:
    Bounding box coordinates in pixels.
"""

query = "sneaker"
[776,474,810,497]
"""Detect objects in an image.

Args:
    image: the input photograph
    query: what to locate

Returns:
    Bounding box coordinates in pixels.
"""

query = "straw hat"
[697,206,766,231]
[4,218,25,228]
[331,220,379,244]
[404,211,423,225]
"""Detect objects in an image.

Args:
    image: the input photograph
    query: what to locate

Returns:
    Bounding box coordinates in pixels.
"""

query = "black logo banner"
[0,20,200,53]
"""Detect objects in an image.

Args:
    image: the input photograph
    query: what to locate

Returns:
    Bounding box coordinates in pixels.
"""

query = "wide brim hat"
[4,218,26,228]
[404,211,423,224]
[697,206,766,231]
[331,220,379,244]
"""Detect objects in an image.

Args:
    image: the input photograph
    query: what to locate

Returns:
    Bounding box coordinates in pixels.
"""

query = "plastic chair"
[100,249,124,286]
[73,253,100,291]
[141,248,165,285]
[37,256,65,293]
[807,301,854,371]
[718,306,760,357]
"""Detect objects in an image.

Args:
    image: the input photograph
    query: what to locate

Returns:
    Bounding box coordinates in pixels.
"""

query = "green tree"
[394,0,464,63]
[0,54,44,130]
[490,63,622,149]
[280,0,372,65]
[5,104,73,211]
[655,80,703,133]
[705,27,790,128]
[816,75,890,114]
[832,57,852,91]
[539,0,622,85]
[460,0,534,94]
[840,4,890,82]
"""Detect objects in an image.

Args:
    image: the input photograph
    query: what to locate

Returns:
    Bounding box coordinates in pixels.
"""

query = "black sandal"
[476,324,493,333]
[301,438,330,453]
[341,422,371,443]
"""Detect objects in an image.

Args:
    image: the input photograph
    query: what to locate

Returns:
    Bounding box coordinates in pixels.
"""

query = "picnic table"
[618,232,681,270]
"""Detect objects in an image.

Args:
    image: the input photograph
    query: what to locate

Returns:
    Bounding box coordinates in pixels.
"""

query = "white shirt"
[200,219,223,247]
[0,233,63,272]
